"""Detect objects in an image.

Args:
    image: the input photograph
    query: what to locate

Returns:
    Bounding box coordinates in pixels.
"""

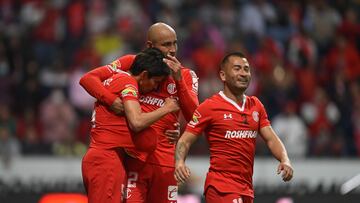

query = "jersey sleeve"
[79,65,117,106]
[113,54,136,72]
[254,97,271,129]
[185,101,211,136]
[106,76,139,102]
[176,68,199,122]
[120,84,139,101]
[79,55,136,106]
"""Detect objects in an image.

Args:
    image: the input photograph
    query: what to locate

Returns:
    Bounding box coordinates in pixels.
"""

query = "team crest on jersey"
[189,110,201,127]
[167,83,177,94]
[121,86,137,97]
[252,111,259,122]
[108,59,121,72]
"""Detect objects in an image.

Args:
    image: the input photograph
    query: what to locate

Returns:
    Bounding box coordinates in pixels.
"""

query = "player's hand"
[277,162,293,182]
[110,97,124,115]
[174,161,191,184]
[163,54,182,81]
[163,97,180,113]
[164,122,180,144]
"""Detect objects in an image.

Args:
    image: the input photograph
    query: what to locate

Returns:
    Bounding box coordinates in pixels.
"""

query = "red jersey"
[90,71,139,149]
[185,91,271,198]
[80,55,199,165]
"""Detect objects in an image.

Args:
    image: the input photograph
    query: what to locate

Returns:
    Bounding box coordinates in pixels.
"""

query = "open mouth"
[238,80,248,83]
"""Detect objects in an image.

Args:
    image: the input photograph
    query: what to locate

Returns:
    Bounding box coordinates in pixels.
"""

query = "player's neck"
[223,86,245,104]
[132,74,141,83]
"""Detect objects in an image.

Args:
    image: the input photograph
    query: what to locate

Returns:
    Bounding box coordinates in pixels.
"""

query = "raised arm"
[163,55,199,122]
[124,97,180,133]
[260,126,294,182]
[175,69,199,121]
[79,65,118,106]
[174,131,199,183]
[79,55,136,113]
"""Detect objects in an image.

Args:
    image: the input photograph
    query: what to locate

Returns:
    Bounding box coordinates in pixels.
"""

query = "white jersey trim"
[218,91,246,112]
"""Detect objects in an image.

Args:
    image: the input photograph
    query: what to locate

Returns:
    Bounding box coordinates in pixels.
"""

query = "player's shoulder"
[199,94,221,108]
[246,95,264,107]
[194,94,222,118]
[108,54,136,72]
[111,71,133,82]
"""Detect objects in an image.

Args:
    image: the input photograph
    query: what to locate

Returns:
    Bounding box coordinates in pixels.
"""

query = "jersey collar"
[218,91,246,112]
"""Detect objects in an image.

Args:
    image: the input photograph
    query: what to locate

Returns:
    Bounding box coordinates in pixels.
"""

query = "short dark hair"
[220,52,247,70]
[130,48,170,78]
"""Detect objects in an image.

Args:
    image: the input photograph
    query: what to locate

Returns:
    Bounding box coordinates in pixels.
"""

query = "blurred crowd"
[0,0,360,162]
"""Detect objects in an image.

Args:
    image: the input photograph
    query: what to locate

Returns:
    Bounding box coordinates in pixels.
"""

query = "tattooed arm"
[174,131,198,184]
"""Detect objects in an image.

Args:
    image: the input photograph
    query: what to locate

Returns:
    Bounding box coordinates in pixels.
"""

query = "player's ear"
[146,41,153,48]
[219,70,226,82]
[139,70,149,80]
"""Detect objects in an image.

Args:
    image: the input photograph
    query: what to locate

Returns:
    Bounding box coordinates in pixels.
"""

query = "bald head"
[147,23,175,42]
[146,22,178,56]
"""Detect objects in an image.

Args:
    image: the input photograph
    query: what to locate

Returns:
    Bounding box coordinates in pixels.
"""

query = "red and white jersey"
[80,55,199,165]
[90,71,139,149]
[185,91,271,197]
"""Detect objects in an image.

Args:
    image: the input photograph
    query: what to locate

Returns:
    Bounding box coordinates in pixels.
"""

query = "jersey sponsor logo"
[224,113,233,120]
[122,86,137,97]
[188,110,201,127]
[139,95,164,107]
[107,59,122,72]
[190,70,199,93]
[167,83,177,94]
[167,185,178,200]
[224,130,257,139]
[252,111,259,122]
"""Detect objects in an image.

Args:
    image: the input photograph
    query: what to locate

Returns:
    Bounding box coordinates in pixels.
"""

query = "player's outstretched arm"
[174,131,198,184]
[260,126,294,182]
[124,97,179,133]
[79,65,118,107]
[79,54,136,113]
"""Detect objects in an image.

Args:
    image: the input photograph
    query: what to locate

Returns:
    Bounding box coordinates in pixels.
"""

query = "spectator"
[303,0,342,55]
[301,87,341,156]
[39,89,77,149]
[272,100,308,158]
[0,127,20,168]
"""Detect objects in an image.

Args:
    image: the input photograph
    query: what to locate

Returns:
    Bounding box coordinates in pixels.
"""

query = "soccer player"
[79,23,199,203]
[81,48,179,203]
[174,52,294,203]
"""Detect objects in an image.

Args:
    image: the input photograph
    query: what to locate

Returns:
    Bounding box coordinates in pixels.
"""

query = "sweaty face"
[150,30,178,57]
[221,56,251,92]
[139,75,166,94]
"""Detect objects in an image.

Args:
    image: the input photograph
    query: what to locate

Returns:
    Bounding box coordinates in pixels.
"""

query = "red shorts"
[205,186,253,203]
[82,147,127,203]
[124,156,178,203]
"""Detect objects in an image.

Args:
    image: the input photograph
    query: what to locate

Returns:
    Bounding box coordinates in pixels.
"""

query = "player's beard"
[226,76,250,96]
